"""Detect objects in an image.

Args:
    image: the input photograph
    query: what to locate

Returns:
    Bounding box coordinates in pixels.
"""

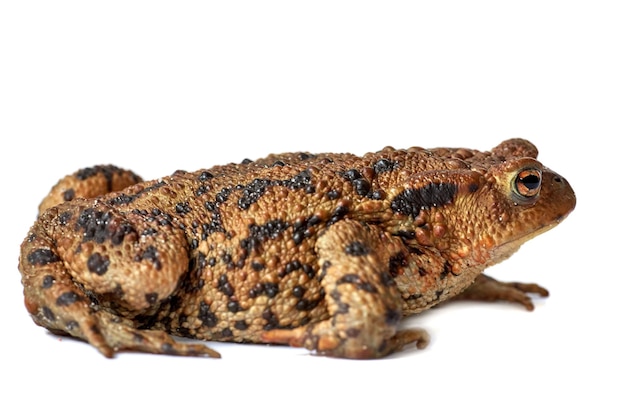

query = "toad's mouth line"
[489,217,566,264]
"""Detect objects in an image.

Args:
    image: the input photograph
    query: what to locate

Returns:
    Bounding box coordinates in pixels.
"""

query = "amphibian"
[18,138,575,359]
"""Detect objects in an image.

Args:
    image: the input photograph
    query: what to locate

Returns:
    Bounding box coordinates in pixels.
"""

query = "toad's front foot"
[451,273,549,311]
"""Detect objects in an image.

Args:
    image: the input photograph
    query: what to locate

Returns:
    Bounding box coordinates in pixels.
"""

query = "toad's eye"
[513,168,542,202]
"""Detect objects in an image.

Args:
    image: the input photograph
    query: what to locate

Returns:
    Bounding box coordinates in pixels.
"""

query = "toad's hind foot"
[451,273,549,311]
[92,312,221,358]
[46,310,221,358]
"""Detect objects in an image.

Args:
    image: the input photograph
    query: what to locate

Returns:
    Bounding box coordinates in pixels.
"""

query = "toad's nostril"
[554,177,562,183]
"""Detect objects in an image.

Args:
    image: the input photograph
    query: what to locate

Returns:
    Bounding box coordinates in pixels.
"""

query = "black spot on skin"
[327,190,340,200]
[41,275,55,289]
[289,170,312,190]
[56,291,81,306]
[87,253,110,275]
[59,211,73,225]
[248,283,264,298]
[389,253,407,277]
[238,178,272,210]
[241,219,289,254]
[331,290,350,314]
[390,183,458,218]
[468,183,479,193]
[262,308,279,330]
[263,282,279,298]
[215,187,231,203]
[373,158,398,174]
[342,169,371,196]
[42,306,56,321]
[76,208,135,246]
[368,190,385,200]
[175,202,192,215]
[435,290,444,299]
[394,230,415,240]
[319,261,331,281]
[344,241,370,256]
[27,249,60,266]
[337,274,361,284]
[145,292,159,305]
[343,169,361,181]
[288,260,302,273]
[303,263,315,278]
[291,220,310,246]
[201,210,225,236]
[234,320,248,330]
[107,181,166,206]
[307,215,322,227]
[292,285,305,299]
[75,165,126,191]
[337,274,378,293]
[227,301,241,313]
[380,271,395,287]
[167,295,183,312]
[251,261,265,271]
[222,328,233,338]
[195,185,209,196]
[328,204,349,225]
[439,262,451,280]
[385,308,402,325]
[198,171,214,181]
[108,194,135,205]
[198,301,217,327]
[63,188,75,201]
[352,178,371,196]
[296,296,322,311]
[136,246,162,270]
[218,274,234,296]
[176,324,192,338]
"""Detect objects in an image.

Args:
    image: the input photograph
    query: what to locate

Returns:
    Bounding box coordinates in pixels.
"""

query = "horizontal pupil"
[522,174,540,189]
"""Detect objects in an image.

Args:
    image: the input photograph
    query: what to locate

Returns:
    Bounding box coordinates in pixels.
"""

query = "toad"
[18,138,575,359]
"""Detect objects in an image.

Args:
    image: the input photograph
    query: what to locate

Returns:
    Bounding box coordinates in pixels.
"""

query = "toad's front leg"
[262,219,428,359]
[449,273,549,311]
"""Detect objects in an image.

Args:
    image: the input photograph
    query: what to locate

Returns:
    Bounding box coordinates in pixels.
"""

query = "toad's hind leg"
[38,165,144,214]
[19,202,219,358]
[262,220,428,359]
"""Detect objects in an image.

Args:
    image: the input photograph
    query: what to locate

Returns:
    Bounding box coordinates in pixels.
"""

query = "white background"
[1,1,623,417]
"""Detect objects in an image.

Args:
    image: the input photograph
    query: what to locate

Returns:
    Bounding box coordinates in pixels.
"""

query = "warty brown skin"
[18,138,576,359]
